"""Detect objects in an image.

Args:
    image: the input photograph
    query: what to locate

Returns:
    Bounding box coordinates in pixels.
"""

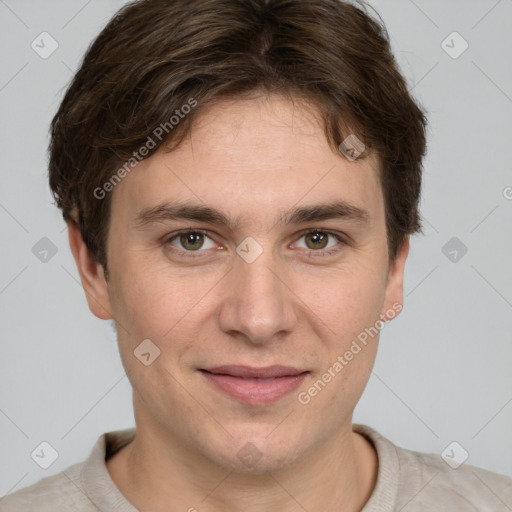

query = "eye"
[165,229,217,255]
[294,229,345,255]
[164,228,345,258]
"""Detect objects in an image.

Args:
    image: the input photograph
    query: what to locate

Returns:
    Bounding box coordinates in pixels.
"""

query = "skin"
[68,93,409,512]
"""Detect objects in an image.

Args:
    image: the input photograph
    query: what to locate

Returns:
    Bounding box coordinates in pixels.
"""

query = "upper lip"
[201,365,308,379]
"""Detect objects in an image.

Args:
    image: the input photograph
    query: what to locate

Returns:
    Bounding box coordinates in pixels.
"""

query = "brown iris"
[179,231,204,251]
[304,231,329,250]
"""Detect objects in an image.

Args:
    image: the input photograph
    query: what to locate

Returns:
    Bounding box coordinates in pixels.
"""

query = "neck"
[107,419,378,512]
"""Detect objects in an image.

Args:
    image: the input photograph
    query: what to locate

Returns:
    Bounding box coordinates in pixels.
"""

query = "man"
[2,0,511,510]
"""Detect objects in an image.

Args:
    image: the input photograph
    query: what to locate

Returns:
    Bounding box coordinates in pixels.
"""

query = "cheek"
[108,250,175,326]
[111,249,387,336]
[108,255,221,363]
[310,262,387,340]
[108,264,203,407]
[301,261,386,391]
[298,277,383,418]
[108,272,166,339]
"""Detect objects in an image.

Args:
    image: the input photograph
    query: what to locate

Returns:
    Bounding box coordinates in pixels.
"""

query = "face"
[72,93,407,474]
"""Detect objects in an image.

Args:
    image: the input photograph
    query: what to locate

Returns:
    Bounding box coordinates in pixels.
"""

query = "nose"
[217,243,298,345]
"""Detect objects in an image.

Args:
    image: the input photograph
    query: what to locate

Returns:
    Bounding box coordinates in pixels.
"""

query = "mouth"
[199,365,309,405]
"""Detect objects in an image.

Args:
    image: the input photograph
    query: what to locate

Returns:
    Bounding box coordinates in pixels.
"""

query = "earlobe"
[67,220,113,320]
[381,237,409,321]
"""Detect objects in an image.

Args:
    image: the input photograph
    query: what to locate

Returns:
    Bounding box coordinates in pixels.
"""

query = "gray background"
[1,0,511,497]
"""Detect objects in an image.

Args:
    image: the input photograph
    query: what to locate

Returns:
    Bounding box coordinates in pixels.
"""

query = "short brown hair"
[49,0,427,270]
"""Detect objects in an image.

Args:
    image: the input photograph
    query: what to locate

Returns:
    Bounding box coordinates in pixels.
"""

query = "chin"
[202,432,303,475]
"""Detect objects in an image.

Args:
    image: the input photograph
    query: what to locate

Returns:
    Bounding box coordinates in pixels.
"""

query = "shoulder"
[0,461,93,512]
[355,424,512,511]
[396,444,512,511]
[0,428,136,512]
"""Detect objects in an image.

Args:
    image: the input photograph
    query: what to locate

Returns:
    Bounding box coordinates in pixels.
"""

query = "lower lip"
[200,370,309,405]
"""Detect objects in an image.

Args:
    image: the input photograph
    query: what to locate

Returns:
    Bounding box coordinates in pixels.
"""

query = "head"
[50,0,427,473]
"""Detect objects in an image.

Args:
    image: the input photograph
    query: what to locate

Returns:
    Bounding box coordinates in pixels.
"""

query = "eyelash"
[163,228,346,259]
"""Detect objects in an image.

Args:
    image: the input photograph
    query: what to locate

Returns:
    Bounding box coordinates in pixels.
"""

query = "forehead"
[111,94,383,230]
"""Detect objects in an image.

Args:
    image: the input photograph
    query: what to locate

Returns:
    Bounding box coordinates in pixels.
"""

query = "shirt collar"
[81,427,137,511]
[80,424,399,511]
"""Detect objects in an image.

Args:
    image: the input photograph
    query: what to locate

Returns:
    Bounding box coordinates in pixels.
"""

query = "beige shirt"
[1,424,511,511]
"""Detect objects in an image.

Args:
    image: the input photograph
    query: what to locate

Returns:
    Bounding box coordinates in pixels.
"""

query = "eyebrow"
[133,199,370,231]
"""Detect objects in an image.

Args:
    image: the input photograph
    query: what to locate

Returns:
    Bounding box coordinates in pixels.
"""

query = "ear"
[67,220,113,320]
[381,236,409,321]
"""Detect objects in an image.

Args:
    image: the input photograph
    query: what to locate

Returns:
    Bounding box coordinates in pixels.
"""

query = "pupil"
[179,232,328,251]
[309,232,327,249]
[182,233,202,250]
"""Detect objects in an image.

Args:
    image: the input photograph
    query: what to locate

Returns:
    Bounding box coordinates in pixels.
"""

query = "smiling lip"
[200,365,309,405]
